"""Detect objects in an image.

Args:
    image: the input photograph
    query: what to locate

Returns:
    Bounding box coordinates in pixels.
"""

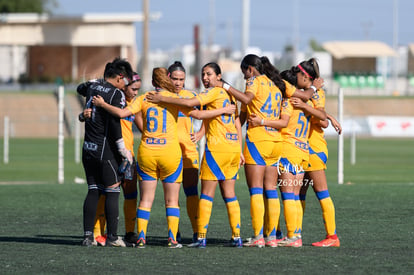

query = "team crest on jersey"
[312,92,320,100]
[247,77,255,86]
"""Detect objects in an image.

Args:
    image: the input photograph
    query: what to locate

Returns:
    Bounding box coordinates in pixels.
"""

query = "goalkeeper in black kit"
[78,57,134,247]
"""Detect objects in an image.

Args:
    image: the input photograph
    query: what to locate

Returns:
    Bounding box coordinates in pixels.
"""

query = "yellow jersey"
[196,87,240,153]
[121,95,143,156]
[283,79,297,98]
[308,89,327,153]
[280,98,313,153]
[244,75,283,142]
[138,90,184,154]
[177,89,199,158]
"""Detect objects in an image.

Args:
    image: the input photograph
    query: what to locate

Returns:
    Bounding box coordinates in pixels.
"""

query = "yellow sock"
[224,197,241,239]
[197,194,213,239]
[94,194,106,237]
[264,189,280,238]
[166,206,180,241]
[137,207,151,241]
[123,198,137,233]
[317,190,336,236]
[281,192,297,238]
[249,188,264,236]
[186,195,199,234]
[295,195,303,237]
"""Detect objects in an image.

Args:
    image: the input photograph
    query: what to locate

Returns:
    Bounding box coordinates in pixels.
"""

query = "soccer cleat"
[136,238,146,248]
[277,236,302,247]
[168,238,183,249]
[264,236,279,247]
[312,235,340,247]
[95,234,107,247]
[231,237,243,248]
[105,236,126,247]
[188,238,206,248]
[81,235,94,247]
[124,232,138,247]
[243,235,265,248]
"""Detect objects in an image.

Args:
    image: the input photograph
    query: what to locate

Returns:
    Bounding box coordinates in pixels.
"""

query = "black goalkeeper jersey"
[77,80,126,161]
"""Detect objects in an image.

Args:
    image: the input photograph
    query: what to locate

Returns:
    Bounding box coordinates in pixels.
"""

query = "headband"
[132,74,141,82]
[297,64,313,79]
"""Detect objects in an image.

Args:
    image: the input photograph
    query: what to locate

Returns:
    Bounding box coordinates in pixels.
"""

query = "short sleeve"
[284,80,296,98]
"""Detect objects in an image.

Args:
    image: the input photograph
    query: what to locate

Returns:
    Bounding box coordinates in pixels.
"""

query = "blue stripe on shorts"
[163,157,183,183]
[136,163,156,181]
[204,146,225,180]
[246,135,266,166]
[309,147,327,164]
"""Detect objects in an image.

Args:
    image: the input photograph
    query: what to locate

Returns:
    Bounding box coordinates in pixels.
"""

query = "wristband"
[310,85,317,92]
[223,83,230,91]
[261,119,264,126]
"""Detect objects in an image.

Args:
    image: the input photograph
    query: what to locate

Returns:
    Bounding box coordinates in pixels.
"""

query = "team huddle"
[78,55,341,249]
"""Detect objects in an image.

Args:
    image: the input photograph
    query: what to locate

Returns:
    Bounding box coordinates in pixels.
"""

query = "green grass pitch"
[0,137,413,274]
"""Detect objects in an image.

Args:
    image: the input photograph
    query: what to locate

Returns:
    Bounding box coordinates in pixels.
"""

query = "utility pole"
[207,0,215,60]
[142,0,150,90]
[292,0,299,64]
[194,25,201,90]
[241,0,250,56]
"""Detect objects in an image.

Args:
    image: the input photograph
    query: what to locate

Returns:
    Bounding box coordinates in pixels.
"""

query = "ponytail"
[260,56,286,97]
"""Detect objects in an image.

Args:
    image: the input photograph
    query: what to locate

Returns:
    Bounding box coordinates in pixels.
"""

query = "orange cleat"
[95,234,107,247]
[312,235,340,247]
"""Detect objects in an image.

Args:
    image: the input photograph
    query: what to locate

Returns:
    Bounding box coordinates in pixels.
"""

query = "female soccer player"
[215,54,287,248]
[247,59,326,247]
[146,62,244,248]
[276,59,326,247]
[82,73,142,246]
[167,61,202,242]
[296,59,341,247]
[96,67,235,248]
[77,57,134,247]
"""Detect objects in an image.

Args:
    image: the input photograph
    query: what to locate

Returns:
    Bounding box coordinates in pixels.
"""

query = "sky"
[53,0,414,53]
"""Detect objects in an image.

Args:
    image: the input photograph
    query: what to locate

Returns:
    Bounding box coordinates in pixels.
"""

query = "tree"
[0,0,57,14]
[309,38,325,52]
